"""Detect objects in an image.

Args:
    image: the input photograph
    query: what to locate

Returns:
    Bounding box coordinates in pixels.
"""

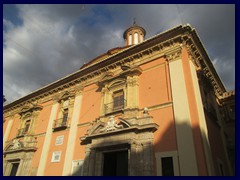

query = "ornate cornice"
[164,45,182,62]
[4,24,227,113]
[19,104,43,116]
[183,32,226,97]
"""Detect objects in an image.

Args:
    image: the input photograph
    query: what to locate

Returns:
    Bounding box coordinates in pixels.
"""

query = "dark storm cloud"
[3,4,235,103]
[179,4,235,90]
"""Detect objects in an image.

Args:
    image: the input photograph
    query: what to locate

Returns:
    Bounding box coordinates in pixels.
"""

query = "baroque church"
[3,23,235,176]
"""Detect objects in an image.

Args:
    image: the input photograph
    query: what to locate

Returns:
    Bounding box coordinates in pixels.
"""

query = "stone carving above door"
[84,116,130,137]
[80,114,158,145]
[99,116,123,132]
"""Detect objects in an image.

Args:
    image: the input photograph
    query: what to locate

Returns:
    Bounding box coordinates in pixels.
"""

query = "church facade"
[3,24,235,176]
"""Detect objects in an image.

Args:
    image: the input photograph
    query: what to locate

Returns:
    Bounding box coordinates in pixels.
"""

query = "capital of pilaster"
[52,95,60,104]
[165,45,182,62]
[75,85,83,96]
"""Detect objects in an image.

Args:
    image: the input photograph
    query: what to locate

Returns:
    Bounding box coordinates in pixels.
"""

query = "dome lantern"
[123,20,146,46]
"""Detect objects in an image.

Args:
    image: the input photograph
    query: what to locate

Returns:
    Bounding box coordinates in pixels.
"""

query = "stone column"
[82,146,91,176]
[88,149,96,175]
[189,60,215,175]
[19,157,32,176]
[129,142,138,176]
[37,99,59,176]
[3,160,8,175]
[3,115,14,150]
[132,75,139,108]
[4,161,12,176]
[62,86,83,175]
[130,141,143,176]
[168,48,198,175]
[142,141,155,176]
[94,151,102,175]
[126,76,133,108]
[100,87,109,116]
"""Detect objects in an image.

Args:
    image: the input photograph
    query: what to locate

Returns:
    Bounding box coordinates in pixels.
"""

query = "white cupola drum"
[123,20,146,46]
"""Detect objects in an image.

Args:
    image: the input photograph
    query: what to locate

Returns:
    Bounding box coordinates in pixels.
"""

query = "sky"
[3,4,235,103]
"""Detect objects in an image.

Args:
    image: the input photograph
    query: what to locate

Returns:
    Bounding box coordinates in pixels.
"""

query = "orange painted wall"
[150,106,177,152]
[44,130,69,176]
[139,57,171,108]
[79,84,101,123]
[73,126,89,160]
[7,114,21,141]
[34,101,52,134]
[3,117,10,135]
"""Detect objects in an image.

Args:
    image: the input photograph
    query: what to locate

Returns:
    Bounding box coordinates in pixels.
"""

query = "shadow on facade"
[69,118,232,176]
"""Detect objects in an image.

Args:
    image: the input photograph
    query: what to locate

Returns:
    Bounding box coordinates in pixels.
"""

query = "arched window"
[134,32,139,44]
[128,34,132,45]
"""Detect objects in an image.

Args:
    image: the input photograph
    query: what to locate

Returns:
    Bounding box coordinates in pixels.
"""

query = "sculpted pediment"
[60,91,74,100]
[4,136,37,154]
[101,72,114,81]
[19,104,42,116]
[4,139,23,152]
[86,116,131,136]
[80,114,158,145]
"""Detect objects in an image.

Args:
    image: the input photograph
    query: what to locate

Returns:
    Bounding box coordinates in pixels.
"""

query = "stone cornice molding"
[4,24,227,112]
[19,104,43,117]
[74,85,84,95]
[3,27,185,112]
[219,90,235,104]
[183,31,226,97]
[164,45,182,62]
[97,66,142,89]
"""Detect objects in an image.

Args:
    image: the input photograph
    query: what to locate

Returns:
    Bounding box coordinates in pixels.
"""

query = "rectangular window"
[51,151,61,162]
[10,162,20,176]
[113,90,124,111]
[24,120,31,133]
[55,135,64,145]
[62,109,68,125]
[161,157,174,176]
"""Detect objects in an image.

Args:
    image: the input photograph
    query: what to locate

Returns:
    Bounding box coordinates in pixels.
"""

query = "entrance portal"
[103,150,128,176]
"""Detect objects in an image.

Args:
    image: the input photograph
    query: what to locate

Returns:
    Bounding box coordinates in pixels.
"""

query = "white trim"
[189,60,215,175]
[55,135,64,145]
[155,151,180,176]
[62,93,83,175]
[51,151,62,163]
[3,117,14,150]
[169,59,198,175]
[37,102,59,175]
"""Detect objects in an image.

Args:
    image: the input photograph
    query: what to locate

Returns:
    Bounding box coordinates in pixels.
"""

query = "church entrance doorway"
[103,150,128,176]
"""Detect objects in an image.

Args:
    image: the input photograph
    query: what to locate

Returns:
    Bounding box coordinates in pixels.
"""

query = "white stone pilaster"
[62,89,83,175]
[169,59,198,175]
[3,116,14,150]
[37,101,59,176]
